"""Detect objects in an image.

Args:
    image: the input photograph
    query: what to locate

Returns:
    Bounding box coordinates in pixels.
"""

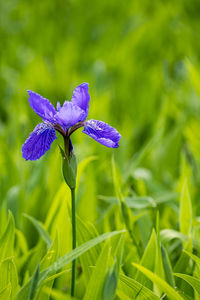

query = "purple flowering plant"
[22,83,121,161]
[22,83,121,296]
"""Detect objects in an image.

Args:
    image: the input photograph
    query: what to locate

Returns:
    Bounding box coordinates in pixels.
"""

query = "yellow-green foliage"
[1,0,200,299]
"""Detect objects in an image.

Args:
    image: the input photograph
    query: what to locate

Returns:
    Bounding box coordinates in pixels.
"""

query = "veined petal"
[71,83,90,119]
[82,119,121,148]
[54,101,85,128]
[22,122,57,161]
[27,90,56,122]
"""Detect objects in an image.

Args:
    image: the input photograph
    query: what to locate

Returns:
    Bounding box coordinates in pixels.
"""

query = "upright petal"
[56,101,61,111]
[27,91,56,122]
[82,119,121,148]
[55,101,85,128]
[71,83,90,119]
[22,122,57,161]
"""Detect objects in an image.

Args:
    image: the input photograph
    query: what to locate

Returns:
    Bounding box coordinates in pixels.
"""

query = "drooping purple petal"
[22,122,57,161]
[71,83,90,120]
[54,101,85,128]
[82,119,121,148]
[27,91,56,122]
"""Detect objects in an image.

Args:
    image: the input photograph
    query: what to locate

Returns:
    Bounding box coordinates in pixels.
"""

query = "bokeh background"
[1,0,200,273]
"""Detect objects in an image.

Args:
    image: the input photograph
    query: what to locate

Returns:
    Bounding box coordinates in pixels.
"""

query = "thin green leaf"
[161,229,188,244]
[174,273,200,296]
[23,214,52,248]
[155,212,165,279]
[98,195,157,209]
[161,246,175,287]
[179,180,192,236]
[103,262,118,300]
[103,234,125,300]
[118,273,159,300]
[28,264,40,300]
[15,229,28,254]
[174,238,192,273]
[160,230,198,249]
[184,251,200,270]
[77,217,101,282]
[84,242,110,300]
[37,233,59,300]
[17,230,125,300]
[42,269,71,284]
[135,229,156,289]
[133,263,184,300]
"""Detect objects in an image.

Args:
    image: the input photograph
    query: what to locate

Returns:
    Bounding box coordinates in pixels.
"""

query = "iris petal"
[71,83,90,120]
[82,119,121,148]
[27,91,56,122]
[56,101,61,111]
[54,101,85,128]
[22,122,57,161]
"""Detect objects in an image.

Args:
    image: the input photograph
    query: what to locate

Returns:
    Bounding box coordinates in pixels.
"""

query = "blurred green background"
[1,0,200,246]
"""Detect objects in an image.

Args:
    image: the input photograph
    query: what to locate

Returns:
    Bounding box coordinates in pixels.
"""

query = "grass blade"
[17,230,125,299]
[179,181,192,236]
[28,264,40,300]
[23,214,52,248]
[84,242,110,300]
[135,229,156,289]
[174,273,200,296]
[133,263,184,300]
[118,273,159,300]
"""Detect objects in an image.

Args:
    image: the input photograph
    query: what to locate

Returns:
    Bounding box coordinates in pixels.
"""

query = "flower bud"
[59,145,77,189]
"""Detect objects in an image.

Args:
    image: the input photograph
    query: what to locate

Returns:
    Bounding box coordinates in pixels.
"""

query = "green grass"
[1,0,200,299]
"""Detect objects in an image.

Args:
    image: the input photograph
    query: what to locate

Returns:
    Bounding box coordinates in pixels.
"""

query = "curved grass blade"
[17,230,125,300]
[118,273,159,300]
[174,273,200,296]
[133,263,184,300]
[161,229,188,244]
[23,214,52,248]
[28,264,40,300]
[184,251,200,269]
[98,195,157,209]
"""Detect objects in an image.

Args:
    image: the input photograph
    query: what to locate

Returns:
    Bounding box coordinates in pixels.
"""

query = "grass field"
[1,0,200,299]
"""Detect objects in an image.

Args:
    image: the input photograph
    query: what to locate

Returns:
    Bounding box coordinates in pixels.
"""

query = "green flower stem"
[71,187,76,297]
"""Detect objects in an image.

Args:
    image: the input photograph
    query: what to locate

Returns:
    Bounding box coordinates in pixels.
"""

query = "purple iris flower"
[22,83,121,161]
